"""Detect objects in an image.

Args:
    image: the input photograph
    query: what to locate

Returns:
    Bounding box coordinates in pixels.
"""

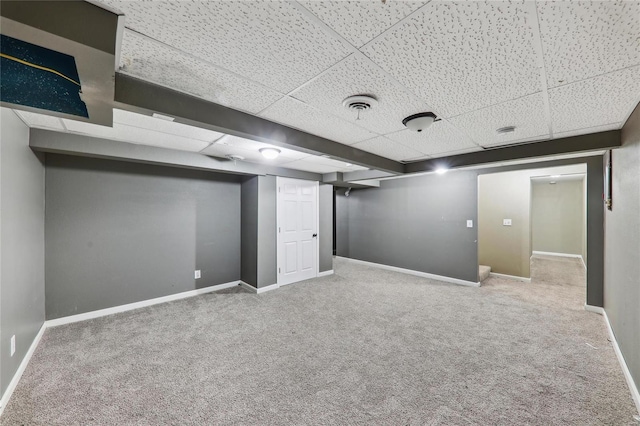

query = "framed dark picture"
[605,150,613,211]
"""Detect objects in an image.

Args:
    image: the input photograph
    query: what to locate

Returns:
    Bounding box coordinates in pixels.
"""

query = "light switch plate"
[467,220,473,228]
[10,335,15,357]
[195,270,201,279]
[503,219,512,226]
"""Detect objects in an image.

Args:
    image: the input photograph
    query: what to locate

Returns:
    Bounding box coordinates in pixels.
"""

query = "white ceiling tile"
[548,66,640,134]
[121,1,353,93]
[291,54,432,135]
[96,0,168,40]
[361,1,541,117]
[552,123,622,141]
[448,93,549,147]
[259,96,377,145]
[299,1,427,48]
[279,158,345,174]
[113,109,223,142]
[14,111,64,130]
[200,135,310,162]
[537,1,640,88]
[62,120,210,152]
[352,136,425,162]
[386,120,479,156]
[119,30,283,114]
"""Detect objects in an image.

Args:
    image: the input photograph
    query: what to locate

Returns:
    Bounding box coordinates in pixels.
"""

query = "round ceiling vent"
[343,95,378,112]
[496,126,516,135]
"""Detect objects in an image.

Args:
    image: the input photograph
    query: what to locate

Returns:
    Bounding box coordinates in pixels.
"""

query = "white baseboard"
[0,323,46,416]
[489,272,532,283]
[240,281,280,294]
[584,304,605,315]
[532,250,583,258]
[46,280,241,328]
[603,311,640,415]
[318,269,334,277]
[336,256,480,287]
[532,251,586,270]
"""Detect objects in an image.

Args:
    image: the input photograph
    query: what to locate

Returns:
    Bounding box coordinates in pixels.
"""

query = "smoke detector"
[225,154,244,161]
[402,112,439,132]
[343,95,378,120]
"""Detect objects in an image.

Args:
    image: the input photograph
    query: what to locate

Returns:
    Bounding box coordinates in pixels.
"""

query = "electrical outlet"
[503,219,512,226]
[10,335,15,357]
[194,270,201,279]
[467,220,473,228]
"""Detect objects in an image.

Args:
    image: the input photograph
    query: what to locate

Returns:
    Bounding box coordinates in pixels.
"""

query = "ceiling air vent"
[343,95,378,120]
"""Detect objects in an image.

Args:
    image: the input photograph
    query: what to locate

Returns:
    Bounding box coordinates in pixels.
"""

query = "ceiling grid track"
[289,0,482,159]
[529,1,555,140]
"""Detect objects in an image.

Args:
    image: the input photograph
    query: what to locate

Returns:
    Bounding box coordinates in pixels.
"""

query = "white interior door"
[277,177,318,286]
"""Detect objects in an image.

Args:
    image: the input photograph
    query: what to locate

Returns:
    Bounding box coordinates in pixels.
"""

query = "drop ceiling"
[14,109,368,174]
[87,0,639,166]
[8,0,640,174]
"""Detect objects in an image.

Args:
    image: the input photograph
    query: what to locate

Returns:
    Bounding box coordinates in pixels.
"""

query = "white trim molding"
[603,311,640,415]
[240,281,280,294]
[532,250,586,270]
[46,280,241,328]
[318,269,334,277]
[0,324,46,417]
[489,272,532,283]
[336,257,480,287]
[532,250,583,258]
[584,304,605,315]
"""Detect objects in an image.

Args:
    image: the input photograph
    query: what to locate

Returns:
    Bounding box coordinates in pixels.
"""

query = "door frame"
[276,177,320,286]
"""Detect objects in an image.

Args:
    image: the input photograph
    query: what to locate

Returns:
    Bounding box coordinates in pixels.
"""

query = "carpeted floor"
[2,255,638,425]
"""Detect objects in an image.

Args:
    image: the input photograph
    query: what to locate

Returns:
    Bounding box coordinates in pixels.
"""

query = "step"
[479,265,491,282]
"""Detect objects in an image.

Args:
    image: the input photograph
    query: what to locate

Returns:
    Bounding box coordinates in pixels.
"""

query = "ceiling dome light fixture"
[435,167,448,175]
[259,147,281,159]
[402,112,438,132]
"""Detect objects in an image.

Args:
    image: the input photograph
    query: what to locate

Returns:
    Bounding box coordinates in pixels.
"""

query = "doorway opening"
[477,164,587,307]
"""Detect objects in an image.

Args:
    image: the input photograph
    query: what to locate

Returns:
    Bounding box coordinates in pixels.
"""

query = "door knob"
[312,233,318,238]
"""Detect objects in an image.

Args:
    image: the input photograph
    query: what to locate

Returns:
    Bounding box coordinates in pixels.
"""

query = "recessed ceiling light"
[435,167,448,175]
[402,112,438,132]
[152,112,175,122]
[259,148,280,159]
[496,126,516,135]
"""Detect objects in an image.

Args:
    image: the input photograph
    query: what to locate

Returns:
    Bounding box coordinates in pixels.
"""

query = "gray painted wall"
[337,171,479,283]
[605,102,640,391]
[0,109,45,396]
[45,154,241,319]
[319,184,333,272]
[241,177,258,286]
[335,189,349,257]
[336,158,605,305]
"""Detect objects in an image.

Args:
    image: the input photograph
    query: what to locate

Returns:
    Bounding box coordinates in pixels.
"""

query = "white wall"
[531,178,585,257]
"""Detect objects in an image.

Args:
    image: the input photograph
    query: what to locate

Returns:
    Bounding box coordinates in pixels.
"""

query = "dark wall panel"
[45,154,241,319]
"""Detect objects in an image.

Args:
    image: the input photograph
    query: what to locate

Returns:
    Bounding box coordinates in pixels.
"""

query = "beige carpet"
[2,255,638,425]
